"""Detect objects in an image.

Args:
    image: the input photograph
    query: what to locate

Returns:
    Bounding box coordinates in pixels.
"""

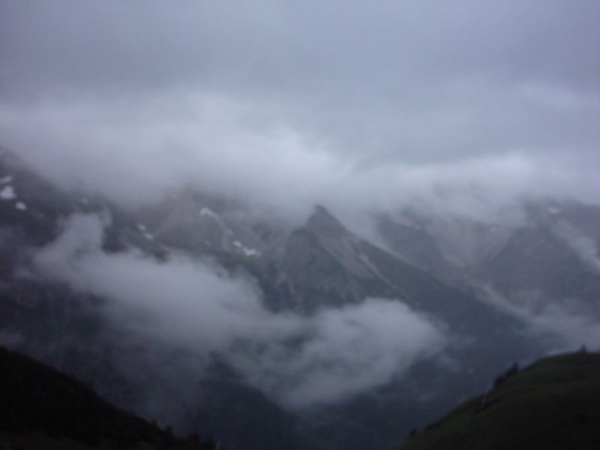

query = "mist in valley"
[0,1,599,449]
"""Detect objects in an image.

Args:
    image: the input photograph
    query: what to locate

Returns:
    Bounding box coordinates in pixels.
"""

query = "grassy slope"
[397,351,600,450]
[0,346,214,449]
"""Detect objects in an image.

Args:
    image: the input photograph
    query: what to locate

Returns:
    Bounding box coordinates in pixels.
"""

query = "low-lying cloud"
[529,304,600,352]
[1,1,599,228]
[2,93,598,230]
[554,222,600,273]
[32,213,445,409]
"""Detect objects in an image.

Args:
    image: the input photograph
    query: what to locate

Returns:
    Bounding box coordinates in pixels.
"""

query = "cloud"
[32,213,446,408]
[0,1,598,226]
[553,222,600,273]
[232,299,444,408]
[3,1,599,96]
[2,92,599,233]
[528,304,600,352]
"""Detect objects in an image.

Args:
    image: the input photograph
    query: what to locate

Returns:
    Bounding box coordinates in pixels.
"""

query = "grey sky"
[0,0,598,219]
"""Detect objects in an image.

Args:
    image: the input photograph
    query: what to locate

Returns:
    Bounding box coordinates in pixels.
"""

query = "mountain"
[396,350,600,450]
[0,345,215,449]
[1,148,599,449]
[479,202,600,315]
[377,202,600,318]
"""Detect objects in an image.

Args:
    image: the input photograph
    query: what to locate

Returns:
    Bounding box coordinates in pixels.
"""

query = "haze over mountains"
[1,149,599,449]
[1,1,598,448]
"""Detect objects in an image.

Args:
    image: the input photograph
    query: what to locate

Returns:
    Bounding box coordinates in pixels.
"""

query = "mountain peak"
[304,205,348,237]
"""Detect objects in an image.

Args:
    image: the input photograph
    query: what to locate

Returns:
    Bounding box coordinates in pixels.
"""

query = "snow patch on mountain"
[136,223,154,240]
[199,206,234,236]
[200,207,220,222]
[0,185,16,200]
[233,240,260,257]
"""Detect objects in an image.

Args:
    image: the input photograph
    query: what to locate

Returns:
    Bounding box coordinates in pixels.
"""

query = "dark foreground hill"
[397,350,600,450]
[0,346,215,450]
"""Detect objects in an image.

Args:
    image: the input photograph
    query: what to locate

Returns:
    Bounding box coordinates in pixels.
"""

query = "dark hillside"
[397,351,600,450]
[0,346,215,449]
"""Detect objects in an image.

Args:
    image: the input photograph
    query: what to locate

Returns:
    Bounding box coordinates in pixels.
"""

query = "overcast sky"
[1,0,598,220]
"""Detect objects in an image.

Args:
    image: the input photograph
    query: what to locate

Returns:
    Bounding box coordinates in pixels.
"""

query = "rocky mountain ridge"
[0,148,599,450]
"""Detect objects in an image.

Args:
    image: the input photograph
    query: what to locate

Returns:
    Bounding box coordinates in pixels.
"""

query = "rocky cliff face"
[377,201,600,319]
